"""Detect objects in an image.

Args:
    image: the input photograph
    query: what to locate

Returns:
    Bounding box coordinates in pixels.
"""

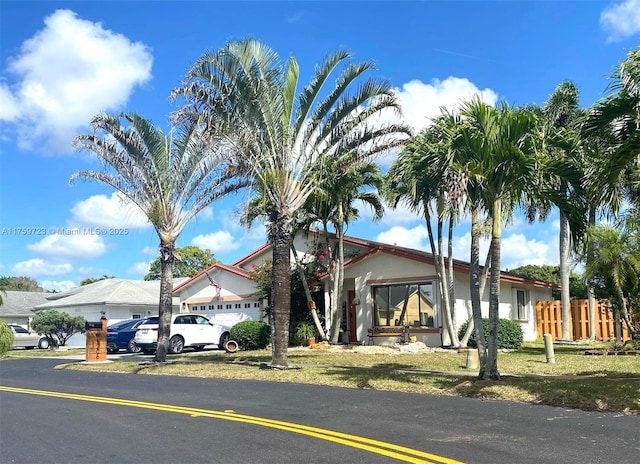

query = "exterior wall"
[323,251,552,346]
[0,316,31,328]
[176,270,263,329]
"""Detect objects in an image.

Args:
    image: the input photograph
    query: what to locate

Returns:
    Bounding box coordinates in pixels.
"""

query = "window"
[244,303,251,308]
[372,282,435,327]
[515,289,528,321]
[217,305,223,310]
[226,304,231,309]
[254,302,260,308]
[235,303,241,309]
[208,305,214,310]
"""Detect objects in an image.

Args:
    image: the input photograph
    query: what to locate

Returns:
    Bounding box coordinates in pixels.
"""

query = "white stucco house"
[174,230,556,347]
[33,278,186,347]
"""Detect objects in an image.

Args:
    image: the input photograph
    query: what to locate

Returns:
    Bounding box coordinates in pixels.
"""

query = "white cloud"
[12,258,73,277]
[375,77,498,166]
[40,279,76,292]
[27,233,106,259]
[376,225,430,251]
[0,9,153,153]
[77,266,111,276]
[191,230,241,254]
[196,207,214,221]
[127,261,151,275]
[600,0,640,42]
[70,192,151,228]
[395,77,498,134]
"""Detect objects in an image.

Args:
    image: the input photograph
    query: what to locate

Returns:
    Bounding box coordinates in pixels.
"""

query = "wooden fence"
[535,299,631,341]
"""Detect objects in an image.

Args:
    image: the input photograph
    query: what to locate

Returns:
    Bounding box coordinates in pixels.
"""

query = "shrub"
[0,321,14,355]
[230,321,271,350]
[31,310,85,346]
[458,318,523,350]
[293,321,315,346]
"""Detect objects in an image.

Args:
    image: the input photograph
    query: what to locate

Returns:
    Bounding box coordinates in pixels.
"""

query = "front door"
[348,290,358,343]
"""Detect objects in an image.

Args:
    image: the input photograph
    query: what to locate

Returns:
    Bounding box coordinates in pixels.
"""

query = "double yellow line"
[0,385,463,463]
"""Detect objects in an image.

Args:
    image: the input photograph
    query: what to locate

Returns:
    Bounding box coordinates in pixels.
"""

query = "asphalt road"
[1,357,638,464]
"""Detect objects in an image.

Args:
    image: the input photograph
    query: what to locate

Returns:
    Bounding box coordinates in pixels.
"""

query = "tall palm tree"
[72,113,245,362]
[385,112,465,347]
[175,39,410,368]
[309,155,386,344]
[542,81,583,340]
[458,99,542,380]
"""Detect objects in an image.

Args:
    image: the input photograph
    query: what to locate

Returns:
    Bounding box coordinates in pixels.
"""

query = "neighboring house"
[34,278,186,347]
[176,230,557,347]
[0,291,50,329]
[172,263,265,327]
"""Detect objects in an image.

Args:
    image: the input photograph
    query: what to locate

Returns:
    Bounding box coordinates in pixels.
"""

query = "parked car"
[8,324,50,350]
[134,314,230,354]
[106,318,148,353]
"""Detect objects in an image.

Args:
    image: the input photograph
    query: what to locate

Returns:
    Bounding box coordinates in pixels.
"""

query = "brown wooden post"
[85,317,108,362]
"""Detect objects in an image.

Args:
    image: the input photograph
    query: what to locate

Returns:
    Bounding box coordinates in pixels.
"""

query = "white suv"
[134,314,230,354]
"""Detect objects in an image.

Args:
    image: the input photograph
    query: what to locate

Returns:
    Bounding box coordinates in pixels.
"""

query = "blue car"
[106,318,147,353]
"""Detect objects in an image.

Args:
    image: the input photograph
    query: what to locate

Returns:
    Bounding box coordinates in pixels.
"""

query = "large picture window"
[372,283,435,327]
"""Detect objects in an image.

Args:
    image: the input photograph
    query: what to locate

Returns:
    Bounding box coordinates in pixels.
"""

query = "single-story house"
[34,278,186,347]
[174,230,557,347]
[0,291,50,329]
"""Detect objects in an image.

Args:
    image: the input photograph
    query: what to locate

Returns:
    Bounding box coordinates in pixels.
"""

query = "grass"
[5,341,639,414]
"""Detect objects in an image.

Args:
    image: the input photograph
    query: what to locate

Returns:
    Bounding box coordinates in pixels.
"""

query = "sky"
[1,1,639,292]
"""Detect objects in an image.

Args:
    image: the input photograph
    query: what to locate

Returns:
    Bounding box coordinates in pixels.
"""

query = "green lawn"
[46,341,640,414]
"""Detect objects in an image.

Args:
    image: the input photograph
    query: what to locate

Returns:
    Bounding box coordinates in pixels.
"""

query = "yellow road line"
[0,385,464,464]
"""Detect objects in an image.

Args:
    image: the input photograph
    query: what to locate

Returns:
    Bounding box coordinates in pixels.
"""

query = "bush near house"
[458,318,524,350]
[0,321,14,355]
[230,321,271,350]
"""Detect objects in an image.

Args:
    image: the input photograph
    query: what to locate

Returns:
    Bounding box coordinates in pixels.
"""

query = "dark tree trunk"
[469,206,488,377]
[270,210,292,369]
[154,241,175,363]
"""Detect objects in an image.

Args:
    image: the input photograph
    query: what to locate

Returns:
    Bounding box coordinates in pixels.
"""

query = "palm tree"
[585,48,640,202]
[542,81,583,340]
[309,155,386,344]
[72,113,245,362]
[385,112,465,347]
[175,39,410,368]
[580,216,640,340]
[458,99,542,380]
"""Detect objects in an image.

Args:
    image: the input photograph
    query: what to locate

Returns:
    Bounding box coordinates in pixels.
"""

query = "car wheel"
[193,345,205,351]
[168,336,184,354]
[218,332,230,350]
[127,338,141,353]
[38,338,50,350]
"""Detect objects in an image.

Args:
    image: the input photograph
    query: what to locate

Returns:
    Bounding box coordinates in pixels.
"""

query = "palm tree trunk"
[460,242,491,347]
[587,209,597,339]
[154,241,175,363]
[270,211,292,369]
[290,243,326,341]
[486,198,502,380]
[559,212,572,340]
[329,206,345,344]
[447,216,459,346]
[469,205,488,377]
[426,214,457,346]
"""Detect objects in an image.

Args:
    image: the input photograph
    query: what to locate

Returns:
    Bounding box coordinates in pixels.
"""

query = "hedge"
[458,318,523,350]
[229,321,271,350]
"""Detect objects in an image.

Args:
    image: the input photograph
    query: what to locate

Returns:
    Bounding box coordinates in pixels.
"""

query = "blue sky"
[1,1,639,291]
